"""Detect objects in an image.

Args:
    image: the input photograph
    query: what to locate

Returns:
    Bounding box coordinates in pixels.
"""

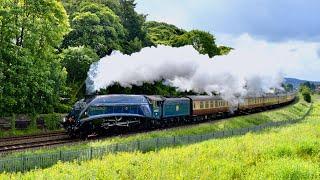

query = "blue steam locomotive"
[62,93,296,138]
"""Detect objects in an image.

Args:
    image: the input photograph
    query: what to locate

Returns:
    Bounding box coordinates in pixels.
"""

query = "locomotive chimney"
[84,90,98,103]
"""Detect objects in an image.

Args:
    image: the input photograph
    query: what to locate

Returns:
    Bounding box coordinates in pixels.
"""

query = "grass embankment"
[6,97,310,157]
[1,99,318,179]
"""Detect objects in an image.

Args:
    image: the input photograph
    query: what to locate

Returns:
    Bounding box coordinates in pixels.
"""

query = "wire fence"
[0,104,313,173]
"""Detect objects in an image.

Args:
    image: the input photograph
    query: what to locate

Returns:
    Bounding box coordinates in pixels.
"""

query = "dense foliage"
[145,21,233,57]
[61,2,125,57]
[302,81,317,91]
[0,0,70,115]
[0,0,231,115]
[60,46,99,98]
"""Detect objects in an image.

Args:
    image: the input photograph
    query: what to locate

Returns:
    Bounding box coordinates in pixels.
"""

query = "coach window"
[200,102,204,109]
[205,101,209,108]
[210,101,214,108]
[193,102,196,109]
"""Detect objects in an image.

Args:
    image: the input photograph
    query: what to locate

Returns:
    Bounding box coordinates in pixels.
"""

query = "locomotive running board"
[102,120,140,127]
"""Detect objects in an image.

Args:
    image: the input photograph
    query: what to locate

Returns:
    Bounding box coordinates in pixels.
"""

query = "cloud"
[217,34,320,81]
[317,48,320,58]
[136,0,320,42]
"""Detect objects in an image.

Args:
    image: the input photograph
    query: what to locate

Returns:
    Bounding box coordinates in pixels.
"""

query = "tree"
[283,83,294,92]
[61,2,125,57]
[144,21,232,57]
[302,81,316,91]
[300,85,312,103]
[0,0,70,115]
[118,0,151,54]
[144,21,186,45]
[172,30,220,58]
[60,46,99,98]
[61,46,99,84]
[61,0,151,55]
[217,45,233,55]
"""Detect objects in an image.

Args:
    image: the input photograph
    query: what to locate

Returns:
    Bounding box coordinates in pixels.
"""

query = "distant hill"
[284,78,320,89]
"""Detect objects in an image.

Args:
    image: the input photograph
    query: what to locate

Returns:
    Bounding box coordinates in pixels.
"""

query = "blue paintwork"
[78,95,153,121]
[162,98,191,118]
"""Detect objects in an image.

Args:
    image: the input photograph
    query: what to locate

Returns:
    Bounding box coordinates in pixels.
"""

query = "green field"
[5,97,310,158]
[0,97,318,179]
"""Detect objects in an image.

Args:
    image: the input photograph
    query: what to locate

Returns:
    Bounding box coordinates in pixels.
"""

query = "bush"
[29,114,37,130]
[54,104,71,113]
[300,85,312,103]
[303,93,311,103]
[10,114,16,130]
[43,113,62,130]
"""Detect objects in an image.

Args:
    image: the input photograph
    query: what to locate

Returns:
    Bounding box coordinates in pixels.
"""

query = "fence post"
[187,135,190,143]
[22,156,25,171]
[90,147,93,160]
[59,150,62,160]
[137,141,140,150]
[156,138,159,149]
[173,136,176,145]
[115,143,119,152]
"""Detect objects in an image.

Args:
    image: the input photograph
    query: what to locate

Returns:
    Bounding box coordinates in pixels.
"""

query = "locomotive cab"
[145,95,164,119]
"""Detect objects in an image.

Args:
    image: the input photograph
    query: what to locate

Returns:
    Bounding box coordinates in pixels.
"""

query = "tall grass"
[0,101,318,179]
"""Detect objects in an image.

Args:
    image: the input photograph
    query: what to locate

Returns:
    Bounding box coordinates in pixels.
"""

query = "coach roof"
[187,95,223,101]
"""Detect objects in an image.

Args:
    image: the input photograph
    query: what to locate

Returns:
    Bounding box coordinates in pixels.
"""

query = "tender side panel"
[162,98,191,118]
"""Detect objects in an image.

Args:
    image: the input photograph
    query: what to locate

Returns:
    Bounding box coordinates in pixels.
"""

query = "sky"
[135,0,320,81]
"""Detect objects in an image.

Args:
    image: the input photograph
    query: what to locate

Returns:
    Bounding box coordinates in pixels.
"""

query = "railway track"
[0,131,66,143]
[0,131,74,154]
[0,139,74,153]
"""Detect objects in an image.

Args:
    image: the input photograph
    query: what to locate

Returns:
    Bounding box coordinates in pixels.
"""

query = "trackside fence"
[0,104,312,173]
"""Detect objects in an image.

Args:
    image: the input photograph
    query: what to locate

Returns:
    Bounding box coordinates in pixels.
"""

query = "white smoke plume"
[86,45,284,104]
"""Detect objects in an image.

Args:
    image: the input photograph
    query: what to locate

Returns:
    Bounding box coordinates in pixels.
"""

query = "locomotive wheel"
[79,131,89,140]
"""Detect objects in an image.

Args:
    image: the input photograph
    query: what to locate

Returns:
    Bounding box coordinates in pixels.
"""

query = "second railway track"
[0,131,73,154]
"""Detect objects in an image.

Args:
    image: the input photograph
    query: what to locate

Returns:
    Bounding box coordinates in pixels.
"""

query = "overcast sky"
[136,0,320,81]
